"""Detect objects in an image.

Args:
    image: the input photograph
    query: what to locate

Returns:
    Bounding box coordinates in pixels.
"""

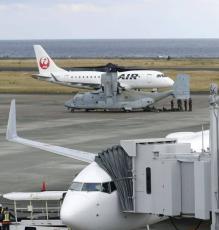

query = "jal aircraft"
[33,45,174,90]
[6,100,208,230]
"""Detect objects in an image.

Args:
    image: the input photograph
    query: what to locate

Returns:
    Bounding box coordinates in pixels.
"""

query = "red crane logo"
[39,57,50,69]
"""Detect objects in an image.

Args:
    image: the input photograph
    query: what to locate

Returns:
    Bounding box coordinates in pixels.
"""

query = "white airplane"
[6,100,207,230]
[33,45,174,90]
[166,130,209,152]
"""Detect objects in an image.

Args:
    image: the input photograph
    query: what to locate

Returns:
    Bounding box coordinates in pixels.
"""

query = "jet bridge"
[96,84,219,230]
[96,139,211,219]
[120,138,211,219]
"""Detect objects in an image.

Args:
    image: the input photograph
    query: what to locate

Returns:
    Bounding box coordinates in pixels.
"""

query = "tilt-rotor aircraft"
[6,100,208,230]
[33,45,174,90]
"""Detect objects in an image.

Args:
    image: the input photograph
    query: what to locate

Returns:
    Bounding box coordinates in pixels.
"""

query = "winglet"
[6,99,17,140]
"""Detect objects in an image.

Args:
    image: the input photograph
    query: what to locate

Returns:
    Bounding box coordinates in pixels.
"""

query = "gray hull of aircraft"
[64,90,172,111]
[64,72,189,112]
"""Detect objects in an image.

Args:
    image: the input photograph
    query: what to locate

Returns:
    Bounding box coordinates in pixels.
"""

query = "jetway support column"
[210,85,219,230]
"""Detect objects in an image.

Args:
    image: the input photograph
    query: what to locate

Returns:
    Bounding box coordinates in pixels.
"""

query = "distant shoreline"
[1,39,219,59]
[0,58,219,94]
[1,57,219,60]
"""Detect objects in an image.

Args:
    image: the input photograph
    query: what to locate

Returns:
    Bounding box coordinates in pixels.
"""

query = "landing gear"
[122,107,132,112]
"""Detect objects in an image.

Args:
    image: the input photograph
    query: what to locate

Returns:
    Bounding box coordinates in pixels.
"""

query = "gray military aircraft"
[65,72,190,112]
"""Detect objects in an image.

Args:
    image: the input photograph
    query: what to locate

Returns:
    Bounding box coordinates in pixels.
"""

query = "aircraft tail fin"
[33,45,65,76]
[173,74,190,99]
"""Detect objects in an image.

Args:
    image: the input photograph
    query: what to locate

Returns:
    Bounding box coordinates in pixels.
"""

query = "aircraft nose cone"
[60,191,99,230]
[60,192,83,228]
[60,205,72,226]
[167,77,174,86]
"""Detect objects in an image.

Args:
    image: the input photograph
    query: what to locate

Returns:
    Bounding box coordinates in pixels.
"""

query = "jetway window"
[146,167,151,194]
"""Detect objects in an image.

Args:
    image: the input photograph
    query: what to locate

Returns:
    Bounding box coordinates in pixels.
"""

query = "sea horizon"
[1,39,219,58]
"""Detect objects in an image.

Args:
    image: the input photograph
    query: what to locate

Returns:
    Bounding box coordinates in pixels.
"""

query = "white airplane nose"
[61,192,85,228]
[60,191,100,230]
[167,77,174,86]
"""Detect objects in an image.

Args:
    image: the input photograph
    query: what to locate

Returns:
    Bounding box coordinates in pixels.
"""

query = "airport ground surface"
[0,93,210,229]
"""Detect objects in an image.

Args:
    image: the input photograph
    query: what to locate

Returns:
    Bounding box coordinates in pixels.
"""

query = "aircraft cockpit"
[70,181,116,194]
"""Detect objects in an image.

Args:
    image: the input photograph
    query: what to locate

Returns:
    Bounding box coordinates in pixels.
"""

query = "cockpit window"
[102,182,110,193]
[69,181,117,193]
[110,182,116,193]
[70,182,83,191]
[82,183,102,192]
[157,74,166,78]
[102,182,117,194]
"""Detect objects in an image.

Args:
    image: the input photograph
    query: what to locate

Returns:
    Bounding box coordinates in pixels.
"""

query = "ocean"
[1,39,219,58]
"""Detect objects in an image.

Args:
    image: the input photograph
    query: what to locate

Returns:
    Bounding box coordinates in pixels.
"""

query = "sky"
[0,0,219,39]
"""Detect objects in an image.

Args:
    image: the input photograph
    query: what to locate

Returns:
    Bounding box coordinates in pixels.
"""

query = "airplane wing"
[6,100,96,163]
[166,131,209,152]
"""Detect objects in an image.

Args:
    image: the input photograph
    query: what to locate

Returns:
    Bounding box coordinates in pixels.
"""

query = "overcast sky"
[1,0,219,39]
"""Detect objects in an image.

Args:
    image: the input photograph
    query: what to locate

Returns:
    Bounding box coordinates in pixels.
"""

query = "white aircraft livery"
[33,45,174,90]
[6,100,208,230]
[166,130,209,152]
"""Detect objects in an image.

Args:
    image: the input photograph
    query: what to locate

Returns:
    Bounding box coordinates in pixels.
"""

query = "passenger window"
[110,181,116,193]
[102,183,110,193]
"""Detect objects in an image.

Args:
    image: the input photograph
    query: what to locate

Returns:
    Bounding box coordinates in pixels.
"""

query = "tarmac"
[0,93,210,229]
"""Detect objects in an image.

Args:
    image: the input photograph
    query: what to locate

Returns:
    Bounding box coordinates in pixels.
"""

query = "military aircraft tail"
[173,74,190,99]
[33,45,66,76]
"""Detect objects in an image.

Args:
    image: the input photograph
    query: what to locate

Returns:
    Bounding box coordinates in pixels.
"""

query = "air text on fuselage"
[118,73,140,80]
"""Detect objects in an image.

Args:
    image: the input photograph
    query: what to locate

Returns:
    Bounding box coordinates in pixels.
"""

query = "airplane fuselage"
[36,70,174,90]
